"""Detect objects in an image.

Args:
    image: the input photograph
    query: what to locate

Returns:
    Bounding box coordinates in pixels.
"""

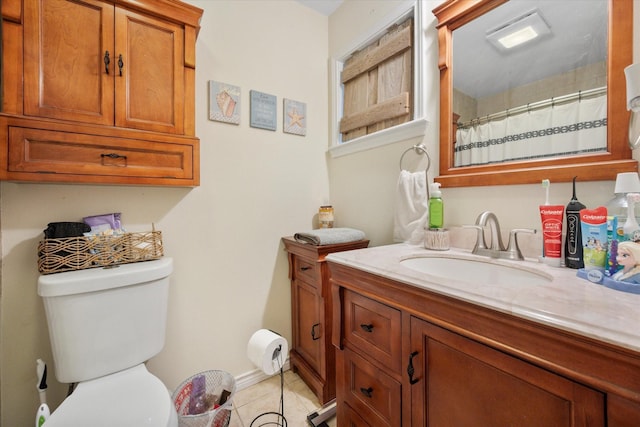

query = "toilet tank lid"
[38,257,173,297]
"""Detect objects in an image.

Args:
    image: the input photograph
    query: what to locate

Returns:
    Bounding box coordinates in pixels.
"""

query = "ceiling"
[454,1,607,99]
[296,0,343,16]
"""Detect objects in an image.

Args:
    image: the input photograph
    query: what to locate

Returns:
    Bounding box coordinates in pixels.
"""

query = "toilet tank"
[38,258,173,383]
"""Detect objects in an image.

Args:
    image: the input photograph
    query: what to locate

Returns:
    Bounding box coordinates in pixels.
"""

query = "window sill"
[328,118,428,158]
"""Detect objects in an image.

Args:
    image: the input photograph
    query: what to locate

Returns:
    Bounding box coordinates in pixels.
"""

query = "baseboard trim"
[234,358,291,391]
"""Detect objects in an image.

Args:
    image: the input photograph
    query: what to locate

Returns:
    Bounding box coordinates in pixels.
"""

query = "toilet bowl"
[38,258,176,426]
[43,364,178,427]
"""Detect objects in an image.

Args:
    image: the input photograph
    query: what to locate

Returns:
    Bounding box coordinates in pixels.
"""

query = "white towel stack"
[393,170,428,244]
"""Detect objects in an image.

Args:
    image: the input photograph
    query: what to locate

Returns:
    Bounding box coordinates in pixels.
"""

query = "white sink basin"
[400,256,552,286]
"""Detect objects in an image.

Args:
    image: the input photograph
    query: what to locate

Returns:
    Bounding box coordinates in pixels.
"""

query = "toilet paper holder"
[247,329,288,427]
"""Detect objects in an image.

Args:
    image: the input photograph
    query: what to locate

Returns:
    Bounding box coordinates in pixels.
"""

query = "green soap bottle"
[429,182,443,229]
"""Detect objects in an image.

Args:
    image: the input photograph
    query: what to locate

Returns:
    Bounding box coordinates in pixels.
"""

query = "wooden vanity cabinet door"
[114,7,184,134]
[291,277,324,381]
[409,316,605,427]
[23,0,115,126]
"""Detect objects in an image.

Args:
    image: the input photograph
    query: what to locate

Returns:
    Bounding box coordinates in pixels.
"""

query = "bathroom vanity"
[328,245,640,426]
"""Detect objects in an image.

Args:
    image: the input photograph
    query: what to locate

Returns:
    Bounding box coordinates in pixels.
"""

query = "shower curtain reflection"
[454,94,607,167]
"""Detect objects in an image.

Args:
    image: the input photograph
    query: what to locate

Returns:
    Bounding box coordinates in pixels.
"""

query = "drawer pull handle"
[360,323,374,333]
[407,351,419,385]
[311,323,321,340]
[100,153,127,160]
[300,266,311,271]
[359,387,373,398]
[104,51,110,74]
[101,153,127,160]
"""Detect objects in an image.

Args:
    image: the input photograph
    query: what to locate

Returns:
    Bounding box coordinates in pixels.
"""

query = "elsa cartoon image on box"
[611,241,640,284]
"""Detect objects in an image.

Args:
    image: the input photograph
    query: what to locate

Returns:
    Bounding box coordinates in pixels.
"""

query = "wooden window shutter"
[339,18,413,143]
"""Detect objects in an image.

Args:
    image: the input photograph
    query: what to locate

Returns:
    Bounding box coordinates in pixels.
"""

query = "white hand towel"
[393,170,428,244]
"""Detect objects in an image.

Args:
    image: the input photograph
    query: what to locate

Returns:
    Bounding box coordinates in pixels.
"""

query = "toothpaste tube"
[580,207,608,271]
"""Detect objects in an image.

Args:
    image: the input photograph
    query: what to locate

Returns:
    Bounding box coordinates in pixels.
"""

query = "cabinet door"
[23,0,115,125]
[114,7,184,134]
[410,317,605,427]
[292,279,324,375]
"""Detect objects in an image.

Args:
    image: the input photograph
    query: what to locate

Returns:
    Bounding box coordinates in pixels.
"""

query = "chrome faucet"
[465,211,536,260]
[476,211,505,252]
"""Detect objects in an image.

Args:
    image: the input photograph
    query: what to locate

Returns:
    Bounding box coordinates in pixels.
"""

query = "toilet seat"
[44,364,177,427]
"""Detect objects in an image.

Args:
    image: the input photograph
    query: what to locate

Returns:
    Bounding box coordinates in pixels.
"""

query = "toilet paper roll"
[247,329,288,376]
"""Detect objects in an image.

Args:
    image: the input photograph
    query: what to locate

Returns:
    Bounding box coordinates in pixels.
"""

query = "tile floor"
[227,370,337,427]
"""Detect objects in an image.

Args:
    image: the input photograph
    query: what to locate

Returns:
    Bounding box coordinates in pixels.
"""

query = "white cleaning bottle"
[35,359,50,427]
[623,193,640,241]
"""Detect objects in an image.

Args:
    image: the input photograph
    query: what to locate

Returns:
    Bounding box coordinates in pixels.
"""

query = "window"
[329,1,428,157]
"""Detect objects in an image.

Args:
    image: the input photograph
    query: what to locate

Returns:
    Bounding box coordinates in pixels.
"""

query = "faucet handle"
[506,228,537,260]
[463,225,487,252]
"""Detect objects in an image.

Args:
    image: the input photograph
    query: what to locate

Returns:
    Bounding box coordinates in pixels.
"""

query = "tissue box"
[37,231,163,274]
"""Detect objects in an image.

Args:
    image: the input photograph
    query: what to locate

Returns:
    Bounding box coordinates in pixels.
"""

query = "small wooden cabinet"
[329,261,640,427]
[0,0,202,186]
[282,237,369,404]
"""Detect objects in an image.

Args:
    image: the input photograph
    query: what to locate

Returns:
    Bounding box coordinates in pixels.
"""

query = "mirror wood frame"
[433,0,637,188]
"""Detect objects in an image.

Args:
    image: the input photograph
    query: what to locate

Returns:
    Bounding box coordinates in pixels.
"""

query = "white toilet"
[37,257,178,427]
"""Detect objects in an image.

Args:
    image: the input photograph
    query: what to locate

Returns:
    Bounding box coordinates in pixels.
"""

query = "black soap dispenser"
[565,176,586,268]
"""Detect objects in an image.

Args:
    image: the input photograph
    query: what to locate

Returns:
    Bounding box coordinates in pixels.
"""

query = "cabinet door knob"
[359,387,373,398]
[360,323,374,333]
[407,351,419,385]
[118,54,124,76]
[311,323,321,340]
[300,266,311,271]
[104,51,110,74]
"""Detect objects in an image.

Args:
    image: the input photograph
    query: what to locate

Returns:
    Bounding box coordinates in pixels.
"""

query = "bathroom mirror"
[434,0,636,187]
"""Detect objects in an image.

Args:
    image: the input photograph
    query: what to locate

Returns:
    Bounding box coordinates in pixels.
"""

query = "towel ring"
[399,143,431,199]
[399,144,431,174]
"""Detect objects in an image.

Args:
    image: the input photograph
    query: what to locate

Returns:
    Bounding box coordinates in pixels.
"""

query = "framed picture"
[209,81,241,125]
[283,99,306,136]
[250,90,277,131]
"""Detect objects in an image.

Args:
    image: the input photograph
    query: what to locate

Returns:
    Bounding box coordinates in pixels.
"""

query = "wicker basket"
[37,231,163,274]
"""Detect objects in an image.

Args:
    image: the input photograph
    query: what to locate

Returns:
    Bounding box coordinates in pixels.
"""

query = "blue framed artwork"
[250,90,277,131]
[209,81,240,125]
[283,99,306,136]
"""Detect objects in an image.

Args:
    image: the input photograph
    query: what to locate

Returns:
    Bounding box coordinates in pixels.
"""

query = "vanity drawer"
[343,290,402,373]
[340,348,401,427]
[293,256,320,287]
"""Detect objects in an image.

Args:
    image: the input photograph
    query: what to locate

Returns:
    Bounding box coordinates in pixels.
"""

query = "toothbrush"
[541,179,551,258]
[542,179,550,205]
[35,359,50,427]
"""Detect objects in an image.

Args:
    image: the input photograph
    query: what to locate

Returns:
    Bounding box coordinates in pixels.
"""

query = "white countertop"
[326,243,640,353]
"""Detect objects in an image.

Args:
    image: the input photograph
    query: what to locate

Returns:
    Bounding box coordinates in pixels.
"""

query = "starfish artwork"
[284,99,307,136]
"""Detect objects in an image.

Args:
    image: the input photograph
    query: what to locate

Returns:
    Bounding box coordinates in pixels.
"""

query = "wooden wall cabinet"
[282,237,369,405]
[0,0,202,186]
[329,262,640,427]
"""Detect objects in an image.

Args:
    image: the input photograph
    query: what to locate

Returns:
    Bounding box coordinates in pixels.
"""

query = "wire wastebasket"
[172,370,236,427]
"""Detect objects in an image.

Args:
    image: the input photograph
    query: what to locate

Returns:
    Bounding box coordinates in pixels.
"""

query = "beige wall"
[0,1,330,425]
